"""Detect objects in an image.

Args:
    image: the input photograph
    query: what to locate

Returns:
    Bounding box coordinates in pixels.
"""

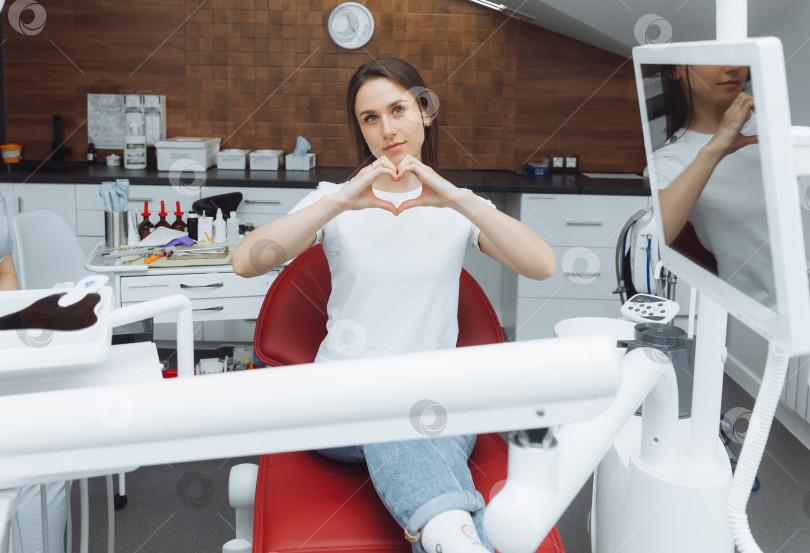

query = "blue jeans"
[316,434,494,553]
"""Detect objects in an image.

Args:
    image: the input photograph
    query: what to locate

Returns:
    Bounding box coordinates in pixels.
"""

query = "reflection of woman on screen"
[652,64,776,308]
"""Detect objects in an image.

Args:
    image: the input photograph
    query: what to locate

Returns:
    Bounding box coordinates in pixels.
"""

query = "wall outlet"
[565,155,579,171]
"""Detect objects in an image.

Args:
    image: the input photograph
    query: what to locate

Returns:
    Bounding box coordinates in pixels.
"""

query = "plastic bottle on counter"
[171,201,186,231]
[197,210,214,244]
[138,201,154,239]
[124,121,147,170]
[226,211,240,242]
[155,201,171,229]
[213,208,227,244]
[186,213,199,241]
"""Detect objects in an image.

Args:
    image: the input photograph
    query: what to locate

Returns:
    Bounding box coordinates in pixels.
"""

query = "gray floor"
[69,374,810,553]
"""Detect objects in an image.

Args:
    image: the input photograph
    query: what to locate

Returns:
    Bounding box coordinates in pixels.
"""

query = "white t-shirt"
[651,115,775,307]
[287,181,496,363]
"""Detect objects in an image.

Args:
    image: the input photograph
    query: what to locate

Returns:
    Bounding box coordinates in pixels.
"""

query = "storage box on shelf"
[502,193,650,341]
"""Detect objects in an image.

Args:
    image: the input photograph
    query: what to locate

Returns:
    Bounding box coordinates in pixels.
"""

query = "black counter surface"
[0,163,650,196]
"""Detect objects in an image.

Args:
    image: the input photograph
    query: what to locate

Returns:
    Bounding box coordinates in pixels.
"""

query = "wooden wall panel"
[3,0,646,173]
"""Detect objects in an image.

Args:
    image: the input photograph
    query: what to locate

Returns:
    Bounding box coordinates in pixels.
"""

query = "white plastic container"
[285,153,316,171]
[217,149,251,170]
[249,149,285,171]
[227,211,240,242]
[197,215,214,244]
[213,208,227,244]
[156,137,221,171]
[0,286,113,372]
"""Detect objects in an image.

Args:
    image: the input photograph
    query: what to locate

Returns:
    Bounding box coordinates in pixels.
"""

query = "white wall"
[754,0,810,125]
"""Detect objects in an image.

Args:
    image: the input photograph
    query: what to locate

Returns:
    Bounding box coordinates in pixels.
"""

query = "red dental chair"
[249,244,565,553]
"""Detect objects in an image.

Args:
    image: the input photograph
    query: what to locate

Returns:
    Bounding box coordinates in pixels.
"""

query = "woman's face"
[354,77,426,163]
[678,64,749,108]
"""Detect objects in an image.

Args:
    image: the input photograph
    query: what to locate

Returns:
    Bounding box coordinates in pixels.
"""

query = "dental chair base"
[591,415,733,552]
[225,433,564,553]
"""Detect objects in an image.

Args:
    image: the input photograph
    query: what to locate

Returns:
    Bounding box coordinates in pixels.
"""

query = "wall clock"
[328,3,375,50]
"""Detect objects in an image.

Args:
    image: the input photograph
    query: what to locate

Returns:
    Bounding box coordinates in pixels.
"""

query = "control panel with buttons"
[620,293,680,324]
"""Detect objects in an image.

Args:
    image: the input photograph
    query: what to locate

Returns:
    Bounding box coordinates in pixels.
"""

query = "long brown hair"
[346,57,439,172]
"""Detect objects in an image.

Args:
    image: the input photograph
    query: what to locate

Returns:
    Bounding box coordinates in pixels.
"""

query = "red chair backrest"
[254,244,504,367]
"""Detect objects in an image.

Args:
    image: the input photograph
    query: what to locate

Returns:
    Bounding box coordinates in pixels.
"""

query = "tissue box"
[217,149,251,170]
[250,149,285,171]
[156,137,220,171]
[285,153,316,171]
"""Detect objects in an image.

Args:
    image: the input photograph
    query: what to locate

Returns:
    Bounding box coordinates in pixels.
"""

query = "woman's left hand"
[394,155,461,213]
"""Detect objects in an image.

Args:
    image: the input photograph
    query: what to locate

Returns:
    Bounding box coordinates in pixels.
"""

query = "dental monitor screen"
[633,39,810,354]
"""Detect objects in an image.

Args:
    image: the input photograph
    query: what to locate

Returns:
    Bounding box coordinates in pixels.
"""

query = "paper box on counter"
[250,149,285,171]
[156,137,220,171]
[525,160,550,177]
[285,153,316,171]
[217,149,251,170]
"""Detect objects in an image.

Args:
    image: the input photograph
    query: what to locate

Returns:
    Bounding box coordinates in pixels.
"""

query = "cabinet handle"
[566,221,603,226]
[564,271,601,278]
[17,197,23,212]
[245,199,282,205]
[193,305,225,311]
[129,197,153,203]
[180,282,224,289]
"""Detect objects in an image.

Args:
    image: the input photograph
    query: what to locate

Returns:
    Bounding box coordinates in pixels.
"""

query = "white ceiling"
[494,0,799,56]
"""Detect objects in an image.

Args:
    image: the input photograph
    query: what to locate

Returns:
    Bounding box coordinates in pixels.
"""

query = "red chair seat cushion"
[253,433,565,553]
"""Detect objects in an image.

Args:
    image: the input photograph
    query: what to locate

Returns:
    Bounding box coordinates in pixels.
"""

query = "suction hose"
[727,341,790,552]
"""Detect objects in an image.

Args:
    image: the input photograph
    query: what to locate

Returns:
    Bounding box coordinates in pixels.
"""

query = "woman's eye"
[393,105,405,115]
[364,115,377,123]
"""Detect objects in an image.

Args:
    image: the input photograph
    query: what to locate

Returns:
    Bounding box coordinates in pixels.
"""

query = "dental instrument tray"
[0,286,113,372]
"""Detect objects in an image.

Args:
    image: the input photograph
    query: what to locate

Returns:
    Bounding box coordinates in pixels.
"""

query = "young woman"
[652,64,774,307]
[232,57,556,553]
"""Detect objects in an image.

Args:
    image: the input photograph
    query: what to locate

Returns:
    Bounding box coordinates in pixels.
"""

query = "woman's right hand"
[708,91,758,157]
[335,156,399,215]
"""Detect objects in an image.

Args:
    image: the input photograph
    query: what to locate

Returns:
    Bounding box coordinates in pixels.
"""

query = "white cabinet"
[504,193,650,341]
[200,186,312,229]
[118,267,278,344]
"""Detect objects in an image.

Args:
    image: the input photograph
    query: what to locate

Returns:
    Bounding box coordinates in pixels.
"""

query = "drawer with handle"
[517,246,618,300]
[520,194,648,248]
[119,270,277,302]
[125,295,263,324]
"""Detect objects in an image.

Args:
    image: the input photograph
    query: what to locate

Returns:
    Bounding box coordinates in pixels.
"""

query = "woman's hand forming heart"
[336,155,400,215]
[394,155,462,214]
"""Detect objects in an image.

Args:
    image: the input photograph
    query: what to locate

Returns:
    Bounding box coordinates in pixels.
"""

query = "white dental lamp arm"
[716,0,747,41]
[0,336,621,488]
[110,295,194,376]
[485,348,678,553]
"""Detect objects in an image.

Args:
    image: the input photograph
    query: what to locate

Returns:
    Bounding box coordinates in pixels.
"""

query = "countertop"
[0,164,650,196]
